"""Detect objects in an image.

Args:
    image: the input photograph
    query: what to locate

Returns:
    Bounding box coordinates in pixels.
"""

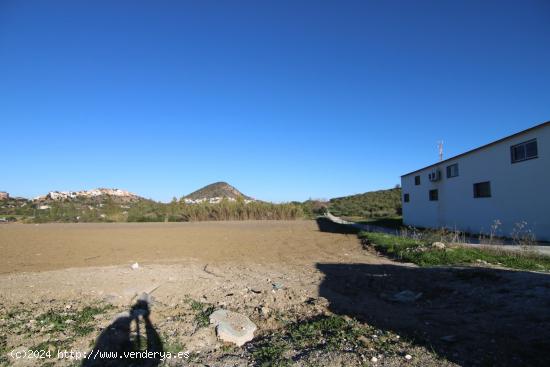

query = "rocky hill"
[184,182,254,204]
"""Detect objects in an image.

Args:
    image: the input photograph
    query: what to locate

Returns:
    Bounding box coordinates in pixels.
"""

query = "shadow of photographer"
[82,294,163,367]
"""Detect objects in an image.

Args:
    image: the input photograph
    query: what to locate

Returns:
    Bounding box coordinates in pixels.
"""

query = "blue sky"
[1,1,549,202]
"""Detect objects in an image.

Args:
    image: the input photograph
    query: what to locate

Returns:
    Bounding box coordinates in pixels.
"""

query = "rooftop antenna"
[438,140,444,161]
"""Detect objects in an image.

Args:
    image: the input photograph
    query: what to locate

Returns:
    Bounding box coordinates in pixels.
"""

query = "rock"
[131,262,139,270]
[272,283,284,290]
[209,309,257,347]
[259,306,270,316]
[440,335,457,343]
[405,354,412,360]
[371,356,378,363]
[102,294,120,304]
[432,242,446,249]
[358,335,371,348]
[185,327,217,352]
[389,290,422,303]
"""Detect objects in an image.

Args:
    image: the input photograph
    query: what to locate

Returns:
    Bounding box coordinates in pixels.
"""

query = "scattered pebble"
[371,356,378,363]
[405,354,412,360]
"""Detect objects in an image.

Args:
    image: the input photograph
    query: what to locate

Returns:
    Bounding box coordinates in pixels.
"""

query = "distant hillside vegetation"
[328,188,402,218]
[185,182,252,200]
[0,183,305,223]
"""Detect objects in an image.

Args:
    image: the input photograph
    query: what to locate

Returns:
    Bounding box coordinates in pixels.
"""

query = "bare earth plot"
[0,220,549,366]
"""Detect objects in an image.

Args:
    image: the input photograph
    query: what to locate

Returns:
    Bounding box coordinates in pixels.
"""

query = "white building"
[401,121,550,241]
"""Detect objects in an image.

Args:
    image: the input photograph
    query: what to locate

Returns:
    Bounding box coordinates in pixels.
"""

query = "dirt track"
[0,220,381,274]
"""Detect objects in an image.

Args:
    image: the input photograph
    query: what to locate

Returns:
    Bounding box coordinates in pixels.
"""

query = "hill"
[328,188,402,218]
[185,182,253,202]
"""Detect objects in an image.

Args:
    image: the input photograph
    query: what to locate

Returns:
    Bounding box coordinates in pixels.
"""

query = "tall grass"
[19,197,304,223]
[127,198,304,222]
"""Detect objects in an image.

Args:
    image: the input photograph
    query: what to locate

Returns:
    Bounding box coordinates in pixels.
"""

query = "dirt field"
[1,220,549,366]
[0,220,381,274]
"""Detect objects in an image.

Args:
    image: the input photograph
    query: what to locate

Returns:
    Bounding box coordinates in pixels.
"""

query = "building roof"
[401,120,550,177]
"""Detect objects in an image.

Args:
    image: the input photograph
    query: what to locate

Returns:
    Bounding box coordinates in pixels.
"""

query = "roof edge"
[401,120,550,177]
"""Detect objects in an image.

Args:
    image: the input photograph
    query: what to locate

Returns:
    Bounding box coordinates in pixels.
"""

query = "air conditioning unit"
[428,169,441,182]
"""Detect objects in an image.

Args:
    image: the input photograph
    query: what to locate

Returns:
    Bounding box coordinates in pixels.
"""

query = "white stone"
[405,354,412,360]
[131,262,139,270]
[209,309,257,347]
[370,356,378,363]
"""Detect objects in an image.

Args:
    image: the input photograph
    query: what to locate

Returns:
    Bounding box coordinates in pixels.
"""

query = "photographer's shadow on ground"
[82,294,163,367]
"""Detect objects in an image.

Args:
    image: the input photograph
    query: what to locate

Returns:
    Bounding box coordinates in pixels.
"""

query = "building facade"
[401,121,550,241]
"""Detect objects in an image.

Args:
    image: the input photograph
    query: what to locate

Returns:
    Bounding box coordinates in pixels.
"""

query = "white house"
[401,121,550,241]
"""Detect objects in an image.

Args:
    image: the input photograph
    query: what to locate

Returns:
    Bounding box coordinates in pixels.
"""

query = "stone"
[432,242,446,249]
[259,306,270,316]
[131,262,139,270]
[370,356,378,363]
[440,334,457,343]
[209,309,257,347]
[405,354,412,360]
[358,335,371,348]
[185,327,217,352]
[389,290,422,303]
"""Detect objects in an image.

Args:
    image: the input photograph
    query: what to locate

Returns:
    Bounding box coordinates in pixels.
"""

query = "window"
[403,194,410,203]
[446,163,459,178]
[473,181,491,198]
[414,175,421,185]
[429,189,438,201]
[511,139,538,163]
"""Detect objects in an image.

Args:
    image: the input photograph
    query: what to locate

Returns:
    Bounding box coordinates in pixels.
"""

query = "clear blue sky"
[1,1,549,202]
